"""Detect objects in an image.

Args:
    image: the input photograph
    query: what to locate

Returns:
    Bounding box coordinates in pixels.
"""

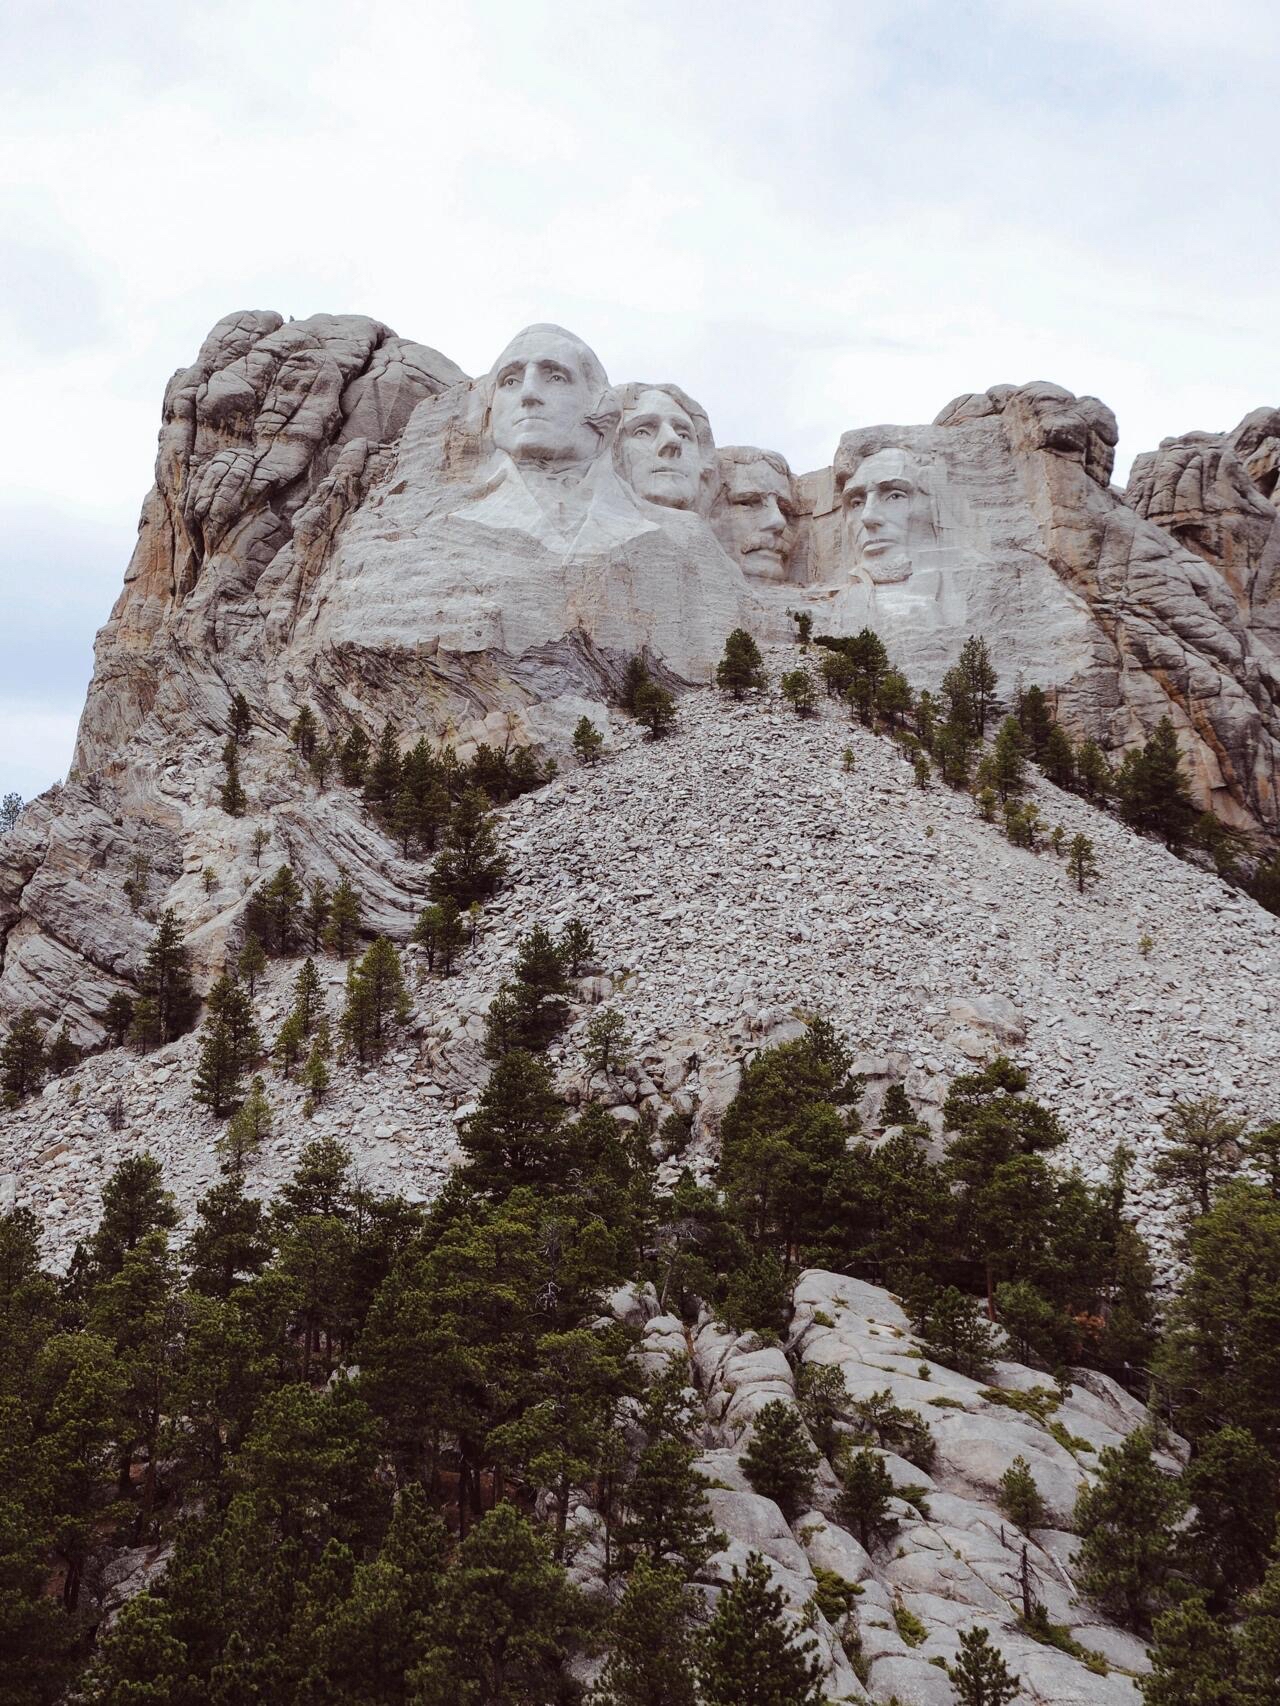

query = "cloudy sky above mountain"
[1,0,1275,799]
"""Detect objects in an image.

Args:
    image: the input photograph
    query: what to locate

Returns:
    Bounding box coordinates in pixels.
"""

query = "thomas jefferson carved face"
[714,450,796,580]
[488,326,610,466]
[618,385,714,511]
[841,448,928,584]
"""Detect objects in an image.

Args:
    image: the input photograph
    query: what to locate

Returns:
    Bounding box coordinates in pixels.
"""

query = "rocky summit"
[4,314,1280,1704]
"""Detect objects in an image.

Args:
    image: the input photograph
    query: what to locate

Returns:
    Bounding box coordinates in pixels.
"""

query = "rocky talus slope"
[4,650,1278,1283]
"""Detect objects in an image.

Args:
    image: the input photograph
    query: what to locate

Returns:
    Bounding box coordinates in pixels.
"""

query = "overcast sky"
[2,0,1276,802]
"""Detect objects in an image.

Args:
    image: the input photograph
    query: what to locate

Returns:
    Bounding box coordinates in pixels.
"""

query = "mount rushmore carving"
[2,308,1279,1036]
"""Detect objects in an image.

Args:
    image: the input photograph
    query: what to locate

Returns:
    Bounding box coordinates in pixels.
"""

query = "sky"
[2,0,1277,801]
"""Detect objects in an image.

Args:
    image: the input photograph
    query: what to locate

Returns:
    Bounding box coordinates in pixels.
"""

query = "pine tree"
[289,706,320,760]
[220,1075,272,1173]
[908,1286,998,1380]
[1182,1426,1278,1610]
[1041,722,1075,787]
[1117,717,1197,849]
[184,1174,272,1297]
[1154,1096,1245,1224]
[274,1008,305,1076]
[139,909,198,1043]
[1075,737,1110,798]
[324,868,363,957]
[1017,683,1053,759]
[573,715,604,765]
[291,956,324,1035]
[413,899,465,974]
[619,655,651,712]
[946,1624,1020,1706]
[881,1082,915,1127]
[219,746,247,816]
[780,668,817,716]
[957,635,998,734]
[309,741,333,791]
[740,1401,819,1521]
[559,917,595,976]
[835,1447,898,1551]
[46,1023,78,1075]
[304,1033,332,1108]
[987,716,1026,799]
[594,1559,697,1706]
[585,1007,630,1079]
[340,937,410,1064]
[103,991,135,1046]
[1,1010,46,1105]
[717,628,767,699]
[697,1552,827,1706]
[998,1455,1044,1533]
[228,692,252,744]
[634,680,677,738]
[302,879,331,951]
[1074,1428,1184,1631]
[1237,1535,1280,1704]
[430,787,508,907]
[878,668,913,728]
[460,1049,568,1192]
[237,932,268,996]
[620,1438,723,1577]
[193,1018,247,1117]
[1067,832,1099,892]
[339,724,371,787]
[88,1153,178,1279]
[1142,1595,1239,1706]
[364,722,402,813]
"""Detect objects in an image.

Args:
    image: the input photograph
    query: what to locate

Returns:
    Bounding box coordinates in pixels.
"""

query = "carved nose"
[761,498,785,534]
[655,424,683,457]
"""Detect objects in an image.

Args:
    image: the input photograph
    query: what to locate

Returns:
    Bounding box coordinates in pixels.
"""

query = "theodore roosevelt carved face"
[840,447,930,584]
[713,447,796,581]
[487,325,614,467]
[616,383,715,512]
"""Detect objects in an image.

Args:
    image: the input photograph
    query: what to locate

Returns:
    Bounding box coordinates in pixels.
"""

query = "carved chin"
[743,547,787,580]
[640,481,696,510]
[863,554,913,585]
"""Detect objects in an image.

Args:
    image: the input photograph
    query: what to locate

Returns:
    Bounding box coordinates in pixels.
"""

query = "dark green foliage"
[102,991,135,1047]
[946,1624,1020,1706]
[984,716,1027,800]
[934,718,973,788]
[1116,716,1197,849]
[1154,1096,1245,1226]
[881,1081,915,1127]
[340,937,410,1064]
[430,787,508,907]
[908,1285,998,1381]
[634,679,677,738]
[1075,1429,1184,1632]
[236,931,268,995]
[88,1154,178,1283]
[1075,737,1111,799]
[1017,683,1053,759]
[717,628,767,698]
[1142,1594,1240,1706]
[594,1559,697,1706]
[138,909,198,1044]
[364,721,403,813]
[228,691,252,744]
[184,1175,272,1298]
[741,1400,819,1520]
[791,609,813,646]
[1067,832,1098,891]
[46,1023,77,1077]
[1184,1426,1278,1610]
[324,868,363,957]
[1237,1538,1280,1703]
[780,667,817,715]
[994,1279,1079,1372]
[998,1454,1045,1532]
[413,898,466,974]
[620,1438,722,1577]
[459,1050,568,1194]
[619,654,651,713]
[338,723,371,786]
[836,1447,898,1550]
[192,975,261,1118]
[559,916,594,975]
[572,715,604,765]
[697,1552,826,1706]
[1041,722,1075,787]
[289,705,320,760]
[219,744,247,816]
[1,1010,45,1105]
[584,1006,629,1077]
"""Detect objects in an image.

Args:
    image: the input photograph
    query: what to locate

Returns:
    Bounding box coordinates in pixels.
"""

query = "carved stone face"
[489,327,606,465]
[841,448,927,584]
[619,387,711,510]
[716,453,795,580]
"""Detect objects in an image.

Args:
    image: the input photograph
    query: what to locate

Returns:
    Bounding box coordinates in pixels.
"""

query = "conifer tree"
[717,628,767,699]
[1041,722,1075,787]
[908,1286,998,1380]
[88,1153,178,1279]
[301,878,331,952]
[274,1008,305,1076]
[340,937,410,1064]
[309,740,333,791]
[594,1559,697,1706]
[1017,682,1053,759]
[780,668,817,716]
[986,716,1026,799]
[1,1009,46,1105]
[878,668,913,728]
[430,787,508,907]
[237,932,267,996]
[835,1447,898,1551]
[364,722,402,813]
[413,898,465,974]
[460,1049,568,1193]
[228,691,252,745]
[585,1007,630,1079]
[220,1075,272,1173]
[1074,1428,1184,1631]
[1184,1425,1277,1609]
[103,991,135,1046]
[339,723,371,787]
[1117,717,1197,849]
[290,956,324,1035]
[997,1455,1044,1533]
[1075,737,1110,798]
[573,715,604,765]
[193,1017,247,1118]
[46,1023,78,1076]
[1141,1595,1239,1706]
[1237,1535,1280,1704]
[697,1552,826,1706]
[946,1624,1020,1706]
[139,909,198,1043]
[881,1082,916,1126]
[324,868,363,957]
[1154,1096,1245,1224]
[620,1438,722,1577]
[289,705,320,760]
[559,917,595,976]
[957,635,998,734]
[740,1401,819,1521]
[1067,832,1099,892]
[634,679,677,738]
[304,1028,332,1109]
[619,654,651,712]
[185,1173,272,1297]
[219,745,247,816]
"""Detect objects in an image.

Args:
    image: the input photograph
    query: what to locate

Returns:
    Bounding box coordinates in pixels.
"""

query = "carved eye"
[499,373,521,388]
[548,370,569,384]
[846,495,865,511]
[631,425,654,439]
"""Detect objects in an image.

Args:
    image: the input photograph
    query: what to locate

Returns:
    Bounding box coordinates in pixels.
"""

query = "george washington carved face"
[487,325,614,466]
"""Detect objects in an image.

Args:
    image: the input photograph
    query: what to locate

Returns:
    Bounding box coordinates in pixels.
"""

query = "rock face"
[4,312,1280,1046]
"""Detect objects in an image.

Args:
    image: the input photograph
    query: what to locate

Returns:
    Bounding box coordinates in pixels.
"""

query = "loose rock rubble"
[3,650,1278,1278]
